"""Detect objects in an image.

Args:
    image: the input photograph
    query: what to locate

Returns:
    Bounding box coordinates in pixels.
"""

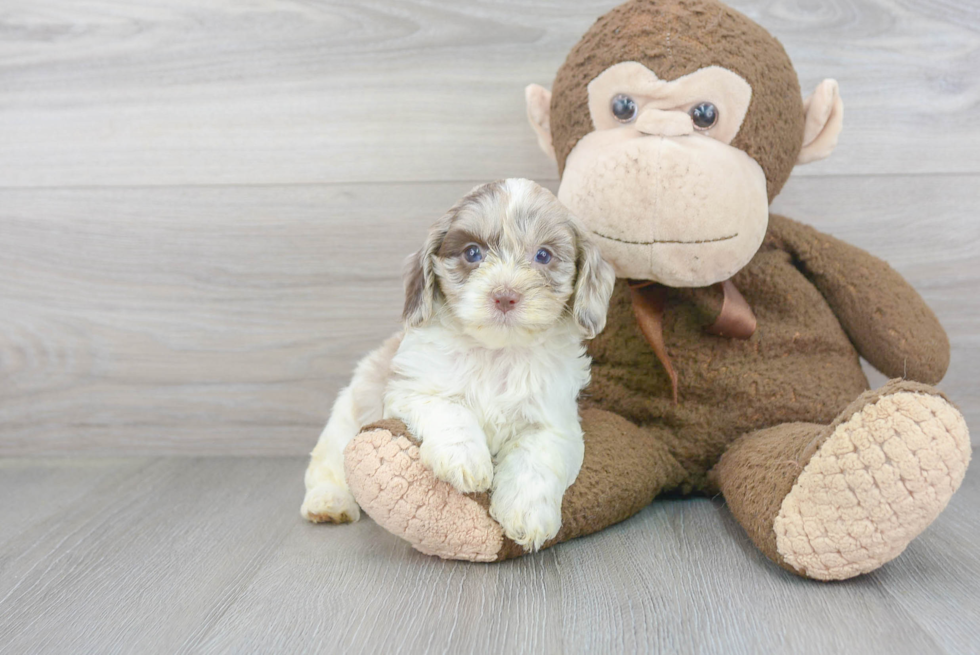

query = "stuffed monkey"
[338,0,971,580]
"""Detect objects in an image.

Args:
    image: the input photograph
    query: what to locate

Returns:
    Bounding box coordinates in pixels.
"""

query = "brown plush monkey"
[340,0,971,580]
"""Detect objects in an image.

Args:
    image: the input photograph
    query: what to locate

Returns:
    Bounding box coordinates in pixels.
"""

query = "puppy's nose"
[492,289,522,313]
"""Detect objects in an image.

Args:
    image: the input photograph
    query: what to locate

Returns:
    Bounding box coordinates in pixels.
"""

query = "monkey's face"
[525,1,843,288]
[556,62,769,287]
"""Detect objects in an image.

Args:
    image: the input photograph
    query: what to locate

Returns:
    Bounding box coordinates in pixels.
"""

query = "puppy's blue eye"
[463,244,483,263]
[534,248,552,265]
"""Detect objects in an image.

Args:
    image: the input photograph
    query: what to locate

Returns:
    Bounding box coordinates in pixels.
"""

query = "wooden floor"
[0,457,977,655]
[2,1,979,653]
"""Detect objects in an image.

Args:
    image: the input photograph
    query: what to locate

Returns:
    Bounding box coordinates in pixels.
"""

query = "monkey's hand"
[769,214,949,384]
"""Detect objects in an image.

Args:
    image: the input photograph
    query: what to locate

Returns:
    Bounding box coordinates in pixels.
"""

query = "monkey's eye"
[689,102,719,130]
[534,248,552,265]
[610,94,638,123]
[462,244,483,263]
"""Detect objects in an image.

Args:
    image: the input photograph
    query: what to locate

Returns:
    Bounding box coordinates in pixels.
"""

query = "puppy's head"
[403,178,615,343]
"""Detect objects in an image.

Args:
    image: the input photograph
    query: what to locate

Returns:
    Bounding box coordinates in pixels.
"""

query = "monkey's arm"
[768,214,949,384]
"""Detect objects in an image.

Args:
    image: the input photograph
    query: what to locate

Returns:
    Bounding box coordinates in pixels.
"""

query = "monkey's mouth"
[591,231,739,245]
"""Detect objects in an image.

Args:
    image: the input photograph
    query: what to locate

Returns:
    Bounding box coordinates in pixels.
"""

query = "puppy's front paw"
[490,489,562,552]
[301,481,361,524]
[420,438,493,493]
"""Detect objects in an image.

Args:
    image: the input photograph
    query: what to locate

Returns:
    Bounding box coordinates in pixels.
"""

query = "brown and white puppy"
[302,178,616,551]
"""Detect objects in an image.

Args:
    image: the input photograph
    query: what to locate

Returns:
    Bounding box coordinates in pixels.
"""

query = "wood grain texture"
[1,1,977,651]
[0,0,978,187]
[1,175,977,455]
[0,457,977,654]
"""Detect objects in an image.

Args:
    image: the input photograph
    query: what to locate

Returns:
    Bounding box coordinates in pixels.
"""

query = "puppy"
[301,178,616,551]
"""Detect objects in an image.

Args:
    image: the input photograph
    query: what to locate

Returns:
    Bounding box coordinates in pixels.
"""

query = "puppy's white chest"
[464,352,535,428]
[466,346,585,449]
[385,324,589,455]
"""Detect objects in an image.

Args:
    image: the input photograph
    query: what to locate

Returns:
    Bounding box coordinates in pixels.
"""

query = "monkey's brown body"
[337,0,971,580]
[586,213,949,491]
[587,229,869,492]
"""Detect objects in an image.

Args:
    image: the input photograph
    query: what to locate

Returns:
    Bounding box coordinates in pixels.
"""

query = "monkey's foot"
[774,382,971,580]
[344,420,505,562]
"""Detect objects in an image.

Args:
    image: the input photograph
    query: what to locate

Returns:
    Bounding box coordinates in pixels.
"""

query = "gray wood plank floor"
[0,457,977,655]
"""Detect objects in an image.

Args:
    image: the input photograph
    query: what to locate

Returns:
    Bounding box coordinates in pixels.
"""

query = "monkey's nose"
[635,108,694,137]
[492,290,522,313]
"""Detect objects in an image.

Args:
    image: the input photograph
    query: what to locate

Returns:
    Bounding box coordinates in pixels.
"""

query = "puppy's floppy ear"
[571,223,616,339]
[403,211,452,328]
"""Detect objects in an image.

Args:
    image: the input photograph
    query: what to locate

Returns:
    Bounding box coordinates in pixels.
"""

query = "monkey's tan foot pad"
[344,427,505,562]
[774,389,971,580]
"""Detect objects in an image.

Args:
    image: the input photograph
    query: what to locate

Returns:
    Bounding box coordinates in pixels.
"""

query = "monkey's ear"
[797,79,844,165]
[402,215,450,328]
[525,84,557,163]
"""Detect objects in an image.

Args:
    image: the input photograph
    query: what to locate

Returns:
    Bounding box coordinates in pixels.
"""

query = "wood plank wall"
[1,0,977,454]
